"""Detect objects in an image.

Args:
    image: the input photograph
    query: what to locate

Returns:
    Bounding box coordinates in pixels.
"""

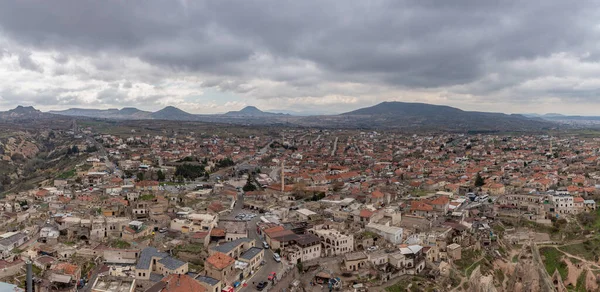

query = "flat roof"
[239,247,263,261]
[196,275,220,286]
[296,208,317,216]
[210,238,253,254]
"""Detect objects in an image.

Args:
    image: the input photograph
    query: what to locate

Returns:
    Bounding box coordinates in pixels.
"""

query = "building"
[294,208,320,221]
[204,252,236,285]
[447,243,462,261]
[0,232,28,259]
[238,247,264,273]
[135,180,160,192]
[367,251,388,266]
[365,223,403,244]
[584,200,597,211]
[209,238,255,259]
[196,276,222,292]
[122,220,153,241]
[548,194,575,215]
[91,275,136,292]
[284,233,322,264]
[218,220,248,242]
[135,247,188,281]
[309,228,354,257]
[389,245,426,275]
[344,252,368,271]
[145,274,206,292]
[170,213,219,233]
[49,262,81,291]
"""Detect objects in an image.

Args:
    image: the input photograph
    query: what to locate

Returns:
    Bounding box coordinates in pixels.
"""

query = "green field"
[540,247,568,280]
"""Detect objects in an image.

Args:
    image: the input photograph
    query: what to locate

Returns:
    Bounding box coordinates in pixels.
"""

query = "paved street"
[227,194,285,292]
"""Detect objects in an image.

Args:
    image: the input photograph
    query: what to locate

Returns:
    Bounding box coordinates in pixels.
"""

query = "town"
[0,123,599,292]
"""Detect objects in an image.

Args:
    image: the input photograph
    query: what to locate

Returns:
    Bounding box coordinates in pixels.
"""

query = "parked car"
[268,272,277,281]
[273,253,281,262]
[263,241,270,249]
[256,281,268,291]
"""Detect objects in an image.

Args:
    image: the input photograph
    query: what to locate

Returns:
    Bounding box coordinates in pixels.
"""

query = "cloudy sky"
[1,1,600,115]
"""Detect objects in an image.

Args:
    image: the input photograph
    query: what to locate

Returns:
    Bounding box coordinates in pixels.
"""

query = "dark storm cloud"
[0,0,599,106]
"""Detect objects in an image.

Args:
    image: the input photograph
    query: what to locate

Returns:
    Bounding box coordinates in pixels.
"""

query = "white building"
[548,194,575,215]
[309,228,354,257]
[0,232,29,259]
[366,223,403,244]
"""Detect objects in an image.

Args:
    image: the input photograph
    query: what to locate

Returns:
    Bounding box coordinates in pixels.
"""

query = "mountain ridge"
[38,102,558,131]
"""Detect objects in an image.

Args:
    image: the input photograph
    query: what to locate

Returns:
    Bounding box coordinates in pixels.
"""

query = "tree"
[217,158,235,168]
[137,172,144,181]
[85,145,98,153]
[71,145,79,154]
[475,173,485,187]
[243,176,257,192]
[157,170,166,181]
[175,164,205,180]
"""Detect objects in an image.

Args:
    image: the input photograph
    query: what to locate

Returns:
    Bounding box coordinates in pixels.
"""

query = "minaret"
[281,160,285,192]
[550,139,553,157]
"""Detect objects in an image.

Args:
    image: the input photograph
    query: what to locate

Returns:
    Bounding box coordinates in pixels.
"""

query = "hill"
[299,101,556,132]
[49,107,152,119]
[150,106,198,121]
[0,106,56,120]
[224,106,285,117]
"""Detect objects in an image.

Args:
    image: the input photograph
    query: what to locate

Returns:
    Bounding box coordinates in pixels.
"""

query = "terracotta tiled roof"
[410,201,433,212]
[371,190,384,198]
[263,226,285,236]
[210,228,226,237]
[206,252,234,270]
[359,209,374,218]
[53,262,79,276]
[156,274,207,292]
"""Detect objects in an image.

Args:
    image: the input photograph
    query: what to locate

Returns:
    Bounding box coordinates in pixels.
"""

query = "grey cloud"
[0,0,599,109]
[17,51,42,72]
[96,87,128,104]
[53,53,68,64]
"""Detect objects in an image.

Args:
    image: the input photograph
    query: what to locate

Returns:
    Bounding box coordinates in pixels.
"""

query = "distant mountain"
[0,106,54,120]
[322,101,555,132]
[225,106,285,117]
[49,107,152,119]
[543,113,565,118]
[343,101,464,116]
[44,101,558,132]
[150,106,198,121]
[269,109,336,116]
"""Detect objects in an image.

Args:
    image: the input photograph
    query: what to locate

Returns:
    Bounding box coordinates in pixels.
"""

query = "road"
[228,194,284,292]
[331,137,339,156]
[86,134,122,177]
[79,264,102,292]
[312,135,321,144]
